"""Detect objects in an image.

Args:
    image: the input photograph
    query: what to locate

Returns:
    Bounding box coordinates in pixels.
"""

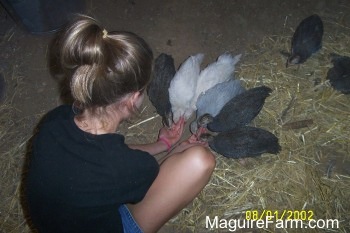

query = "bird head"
[286,54,301,67]
[198,113,214,128]
[198,132,216,142]
[162,111,174,128]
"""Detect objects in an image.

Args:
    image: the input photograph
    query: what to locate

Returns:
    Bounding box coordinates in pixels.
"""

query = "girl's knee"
[186,146,216,173]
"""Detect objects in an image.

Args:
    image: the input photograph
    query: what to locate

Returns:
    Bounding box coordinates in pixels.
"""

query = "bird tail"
[217,53,242,66]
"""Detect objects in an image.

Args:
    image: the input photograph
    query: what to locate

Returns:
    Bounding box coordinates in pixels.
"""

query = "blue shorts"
[118,205,143,233]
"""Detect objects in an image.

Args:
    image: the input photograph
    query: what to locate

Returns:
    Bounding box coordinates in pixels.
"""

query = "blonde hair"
[58,15,153,110]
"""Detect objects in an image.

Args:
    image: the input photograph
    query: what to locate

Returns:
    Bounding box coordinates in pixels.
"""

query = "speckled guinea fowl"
[286,14,323,67]
[203,126,281,159]
[326,53,350,94]
[147,53,176,127]
[202,85,273,132]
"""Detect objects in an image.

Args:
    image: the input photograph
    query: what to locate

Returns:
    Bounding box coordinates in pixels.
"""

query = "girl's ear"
[126,91,139,107]
[130,91,141,102]
[126,91,143,113]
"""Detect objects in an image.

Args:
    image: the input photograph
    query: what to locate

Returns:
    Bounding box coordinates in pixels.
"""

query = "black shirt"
[26,105,159,233]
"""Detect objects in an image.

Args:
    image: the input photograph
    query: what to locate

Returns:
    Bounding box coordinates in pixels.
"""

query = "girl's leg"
[127,145,215,233]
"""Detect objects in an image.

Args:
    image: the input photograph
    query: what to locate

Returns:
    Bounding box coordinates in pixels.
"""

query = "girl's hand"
[168,134,209,154]
[156,128,210,164]
[128,118,185,155]
[180,134,208,147]
[158,117,185,147]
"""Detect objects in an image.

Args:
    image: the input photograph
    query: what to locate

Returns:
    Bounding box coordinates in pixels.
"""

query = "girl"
[26,15,215,233]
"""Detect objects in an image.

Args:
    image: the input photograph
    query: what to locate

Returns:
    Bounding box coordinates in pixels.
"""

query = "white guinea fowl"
[169,53,204,122]
[191,53,242,108]
[190,78,245,134]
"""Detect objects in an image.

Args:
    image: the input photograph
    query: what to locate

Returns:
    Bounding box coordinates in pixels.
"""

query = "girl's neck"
[74,107,122,135]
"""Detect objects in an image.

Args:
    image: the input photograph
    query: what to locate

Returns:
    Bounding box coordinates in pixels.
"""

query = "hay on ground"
[122,26,350,232]
[156,21,349,232]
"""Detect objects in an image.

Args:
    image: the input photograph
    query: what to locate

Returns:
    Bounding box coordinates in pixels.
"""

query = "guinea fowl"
[169,53,204,122]
[286,14,323,67]
[200,86,272,132]
[202,126,281,159]
[326,53,350,94]
[190,78,245,134]
[191,53,242,108]
[147,53,176,127]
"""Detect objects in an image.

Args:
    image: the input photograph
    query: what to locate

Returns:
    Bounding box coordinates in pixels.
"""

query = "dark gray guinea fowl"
[286,14,323,67]
[208,126,281,159]
[327,53,350,94]
[147,53,176,127]
[206,86,272,132]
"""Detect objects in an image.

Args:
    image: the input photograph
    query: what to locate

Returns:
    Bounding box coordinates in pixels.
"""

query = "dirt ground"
[1,0,349,128]
[1,0,350,232]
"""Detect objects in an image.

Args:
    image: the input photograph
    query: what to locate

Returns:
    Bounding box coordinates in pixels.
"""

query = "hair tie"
[72,101,83,115]
[102,29,108,39]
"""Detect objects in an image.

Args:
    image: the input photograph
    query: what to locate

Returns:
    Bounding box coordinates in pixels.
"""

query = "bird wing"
[196,79,245,118]
[193,53,242,106]
[169,53,204,121]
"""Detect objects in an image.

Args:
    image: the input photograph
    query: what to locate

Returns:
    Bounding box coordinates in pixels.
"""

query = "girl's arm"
[128,117,185,155]
[156,133,209,164]
[128,140,169,155]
